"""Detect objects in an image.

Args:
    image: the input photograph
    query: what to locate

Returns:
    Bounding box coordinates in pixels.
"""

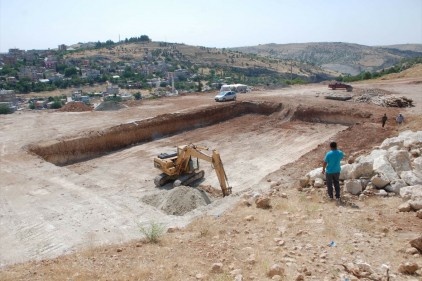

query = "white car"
[214,91,237,102]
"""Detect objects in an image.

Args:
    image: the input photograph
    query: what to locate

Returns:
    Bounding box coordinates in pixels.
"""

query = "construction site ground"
[1,73,422,280]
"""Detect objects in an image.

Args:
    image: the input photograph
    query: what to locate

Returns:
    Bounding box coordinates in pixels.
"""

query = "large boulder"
[388,149,411,174]
[373,154,398,182]
[340,163,353,180]
[413,156,422,174]
[306,167,324,181]
[385,179,407,194]
[409,199,422,211]
[371,175,390,189]
[400,171,422,186]
[400,185,422,200]
[351,161,373,179]
[410,235,422,253]
[345,179,363,195]
[380,130,422,150]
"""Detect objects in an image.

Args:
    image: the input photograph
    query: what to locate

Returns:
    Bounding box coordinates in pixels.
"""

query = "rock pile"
[141,185,214,216]
[353,89,413,107]
[58,101,92,112]
[301,130,422,216]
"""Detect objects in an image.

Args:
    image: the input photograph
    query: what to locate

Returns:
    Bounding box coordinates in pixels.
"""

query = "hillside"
[64,41,340,83]
[231,42,422,75]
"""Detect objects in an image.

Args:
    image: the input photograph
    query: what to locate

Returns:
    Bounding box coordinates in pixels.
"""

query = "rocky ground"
[0,69,421,280]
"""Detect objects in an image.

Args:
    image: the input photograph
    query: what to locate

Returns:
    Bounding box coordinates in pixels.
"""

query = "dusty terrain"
[0,73,421,280]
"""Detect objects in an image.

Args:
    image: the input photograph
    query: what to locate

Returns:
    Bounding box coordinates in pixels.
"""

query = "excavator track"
[174,170,205,187]
[154,171,205,188]
[154,174,173,187]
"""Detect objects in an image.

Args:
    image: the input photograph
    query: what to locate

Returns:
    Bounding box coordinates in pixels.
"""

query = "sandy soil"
[0,75,421,279]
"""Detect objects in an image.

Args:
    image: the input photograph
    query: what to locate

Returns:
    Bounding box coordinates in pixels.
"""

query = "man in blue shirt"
[322,142,344,202]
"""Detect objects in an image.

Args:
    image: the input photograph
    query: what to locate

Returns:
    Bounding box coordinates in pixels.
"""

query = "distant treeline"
[95,35,151,48]
[337,57,422,82]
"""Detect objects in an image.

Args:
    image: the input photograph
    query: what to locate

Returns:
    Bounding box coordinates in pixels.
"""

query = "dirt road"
[0,79,420,268]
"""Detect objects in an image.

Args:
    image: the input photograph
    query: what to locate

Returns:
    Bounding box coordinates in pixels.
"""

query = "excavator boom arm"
[174,144,232,196]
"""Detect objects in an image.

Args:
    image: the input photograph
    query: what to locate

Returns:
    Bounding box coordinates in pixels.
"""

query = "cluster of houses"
[0,45,195,89]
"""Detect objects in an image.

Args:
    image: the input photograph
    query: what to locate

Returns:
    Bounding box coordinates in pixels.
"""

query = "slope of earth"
[232,42,422,75]
[0,75,421,280]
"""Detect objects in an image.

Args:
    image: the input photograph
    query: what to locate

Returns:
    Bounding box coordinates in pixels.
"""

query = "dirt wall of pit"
[27,102,282,166]
[27,101,373,166]
[291,106,372,125]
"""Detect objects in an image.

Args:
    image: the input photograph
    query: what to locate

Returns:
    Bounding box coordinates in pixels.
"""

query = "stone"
[413,156,422,171]
[351,161,373,179]
[306,167,324,181]
[371,175,390,189]
[405,247,419,255]
[409,199,422,211]
[244,215,255,221]
[400,185,422,200]
[398,202,412,212]
[410,236,422,253]
[267,264,285,278]
[314,178,324,188]
[299,176,309,188]
[388,149,411,174]
[345,179,363,195]
[373,154,398,182]
[400,171,422,186]
[385,179,407,194]
[295,274,305,281]
[255,196,271,209]
[340,163,353,180]
[397,262,419,274]
[417,209,422,219]
[377,190,388,197]
[195,273,205,279]
[211,262,223,273]
[234,274,243,281]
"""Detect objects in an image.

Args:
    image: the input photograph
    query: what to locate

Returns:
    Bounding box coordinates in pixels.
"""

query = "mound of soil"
[58,101,92,112]
[142,186,213,216]
[94,101,126,111]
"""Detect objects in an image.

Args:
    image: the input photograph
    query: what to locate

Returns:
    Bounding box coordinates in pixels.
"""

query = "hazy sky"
[1,0,421,52]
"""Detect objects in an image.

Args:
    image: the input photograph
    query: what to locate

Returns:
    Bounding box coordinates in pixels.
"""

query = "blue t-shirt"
[324,149,344,174]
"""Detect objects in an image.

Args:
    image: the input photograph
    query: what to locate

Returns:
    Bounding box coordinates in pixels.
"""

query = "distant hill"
[231,42,422,75]
[64,41,341,84]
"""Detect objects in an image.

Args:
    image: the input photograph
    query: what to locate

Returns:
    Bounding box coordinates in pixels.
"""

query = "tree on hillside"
[139,35,151,42]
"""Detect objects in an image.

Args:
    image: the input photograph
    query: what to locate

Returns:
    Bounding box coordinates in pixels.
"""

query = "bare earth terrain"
[0,72,421,280]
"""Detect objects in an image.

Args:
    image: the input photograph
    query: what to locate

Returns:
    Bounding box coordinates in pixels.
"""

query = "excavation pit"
[28,101,369,167]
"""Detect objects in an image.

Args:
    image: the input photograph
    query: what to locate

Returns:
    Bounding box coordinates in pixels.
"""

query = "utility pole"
[290,60,293,82]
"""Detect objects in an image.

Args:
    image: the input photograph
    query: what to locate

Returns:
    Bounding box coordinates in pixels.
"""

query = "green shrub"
[139,222,165,243]
[104,95,122,102]
[50,100,62,109]
[133,92,142,100]
[0,104,12,114]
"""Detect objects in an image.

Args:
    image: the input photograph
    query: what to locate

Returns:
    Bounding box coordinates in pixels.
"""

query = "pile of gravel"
[94,101,126,111]
[142,185,213,216]
[58,101,92,112]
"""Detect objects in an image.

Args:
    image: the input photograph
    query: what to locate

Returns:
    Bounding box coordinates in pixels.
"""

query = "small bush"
[0,104,12,114]
[105,95,122,102]
[139,222,165,243]
[133,92,142,100]
[50,100,62,109]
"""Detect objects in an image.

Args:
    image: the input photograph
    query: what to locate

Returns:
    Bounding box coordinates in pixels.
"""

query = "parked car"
[328,82,353,92]
[214,91,237,102]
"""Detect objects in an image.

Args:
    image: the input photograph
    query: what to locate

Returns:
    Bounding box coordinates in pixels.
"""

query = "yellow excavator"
[153,144,232,197]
